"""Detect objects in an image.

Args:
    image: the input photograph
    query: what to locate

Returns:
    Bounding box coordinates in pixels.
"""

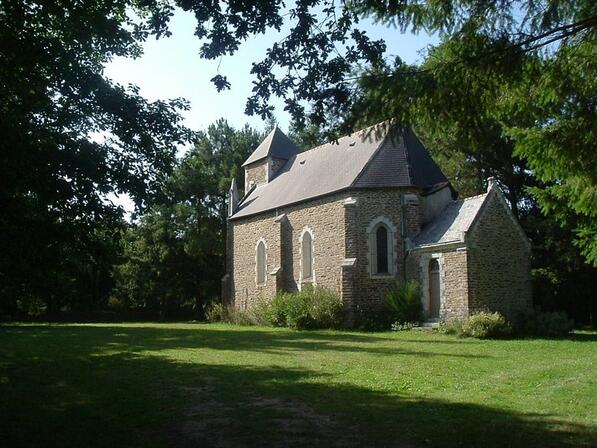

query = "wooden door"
[428,259,440,319]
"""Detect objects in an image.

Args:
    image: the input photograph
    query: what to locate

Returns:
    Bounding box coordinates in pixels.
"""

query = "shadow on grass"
[1,324,487,358]
[0,324,595,448]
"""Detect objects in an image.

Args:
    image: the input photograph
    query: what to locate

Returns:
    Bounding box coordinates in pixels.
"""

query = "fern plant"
[384,280,423,324]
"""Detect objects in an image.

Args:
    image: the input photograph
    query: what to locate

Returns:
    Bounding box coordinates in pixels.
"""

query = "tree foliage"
[112,120,262,317]
[2,0,595,320]
[0,0,193,314]
[342,1,597,265]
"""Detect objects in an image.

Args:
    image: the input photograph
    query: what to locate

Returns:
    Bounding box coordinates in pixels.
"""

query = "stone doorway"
[428,259,441,319]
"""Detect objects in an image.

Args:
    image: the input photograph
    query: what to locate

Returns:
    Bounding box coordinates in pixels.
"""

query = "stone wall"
[442,250,469,319]
[230,193,349,309]
[466,191,532,322]
[405,247,469,321]
[244,161,267,191]
[230,210,278,309]
[228,185,532,324]
[349,189,420,312]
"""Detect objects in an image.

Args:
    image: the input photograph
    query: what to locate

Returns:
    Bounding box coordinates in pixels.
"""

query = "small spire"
[241,126,298,167]
[228,178,239,217]
[487,177,497,192]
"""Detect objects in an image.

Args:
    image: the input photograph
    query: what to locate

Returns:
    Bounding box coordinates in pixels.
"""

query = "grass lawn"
[0,323,595,447]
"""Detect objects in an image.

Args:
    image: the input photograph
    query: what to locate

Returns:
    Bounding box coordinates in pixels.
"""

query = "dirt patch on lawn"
[156,393,368,447]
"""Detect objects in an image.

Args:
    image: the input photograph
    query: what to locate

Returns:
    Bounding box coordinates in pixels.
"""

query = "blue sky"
[104,7,438,134]
[104,7,438,214]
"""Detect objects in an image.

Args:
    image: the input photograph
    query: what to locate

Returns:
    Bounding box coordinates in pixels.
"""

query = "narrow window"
[256,240,266,284]
[376,225,389,274]
[302,231,313,280]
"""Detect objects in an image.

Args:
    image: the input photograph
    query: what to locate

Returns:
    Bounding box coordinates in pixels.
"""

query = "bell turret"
[242,125,298,191]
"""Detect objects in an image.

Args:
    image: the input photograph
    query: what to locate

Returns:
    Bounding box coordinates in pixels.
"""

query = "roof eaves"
[410,239,466,252]
[229,186,353,221]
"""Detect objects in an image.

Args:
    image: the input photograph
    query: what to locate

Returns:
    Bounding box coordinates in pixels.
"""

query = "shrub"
[439,318,466,336]
[250,298,273,326]
[224,306,257,326]
[462,311,512,338]
[16,294,47,317]
[523,309,574,337]
[204,301,225,322]
[440,312,512,338]
[265,286,344,330]
[308,287,344,328]
[266,293,292,327]
[384,280,423,324]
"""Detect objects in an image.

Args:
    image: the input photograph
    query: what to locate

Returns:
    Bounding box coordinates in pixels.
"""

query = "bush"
[523,309,574,337]
[224,306,257,326]
[462,312,512,338]
[16,294,48,317]
[204,301,259,325]
[354,306,395,331]
[265,286,344,330]
[439,318,465,336]
[204,301,225,322]
[265,293,291,327]
[250,298,273,326]
[440,312,512,339]
[308,288,344,328]
[384,280,423,324]
[107,296,127,311]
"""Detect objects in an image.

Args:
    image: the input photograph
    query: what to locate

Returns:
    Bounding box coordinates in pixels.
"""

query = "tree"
[0,1,193,315]
[113,120,262,317]
[340,1,596,266]
[172,0,597,264]
[3,0,595,317]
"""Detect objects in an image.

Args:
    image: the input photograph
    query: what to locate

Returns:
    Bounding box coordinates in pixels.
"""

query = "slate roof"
[413,192,489,247]
[242,125,299,166]
[231,125,449,220]
[354,128,447,189]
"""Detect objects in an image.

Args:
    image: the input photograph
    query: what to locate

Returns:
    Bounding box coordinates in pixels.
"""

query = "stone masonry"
[230,193,348,309]
[466,190,532,322]
[225,126,533,325]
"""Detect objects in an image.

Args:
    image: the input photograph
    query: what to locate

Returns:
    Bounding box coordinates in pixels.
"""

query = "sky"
[103,7,438,214]
[104,7,438,134]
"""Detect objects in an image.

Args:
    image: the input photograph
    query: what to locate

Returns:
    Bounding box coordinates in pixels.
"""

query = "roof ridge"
[459,191,489,202]
[295,124,387,157]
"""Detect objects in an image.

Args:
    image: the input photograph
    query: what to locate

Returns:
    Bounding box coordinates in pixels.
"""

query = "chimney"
[487,177,497,192]
[228,178,239,217]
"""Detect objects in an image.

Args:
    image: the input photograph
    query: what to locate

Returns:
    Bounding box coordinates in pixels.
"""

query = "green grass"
[0,323,595,447]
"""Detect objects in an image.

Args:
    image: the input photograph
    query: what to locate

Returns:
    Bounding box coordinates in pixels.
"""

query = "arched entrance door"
[428,259,441,319]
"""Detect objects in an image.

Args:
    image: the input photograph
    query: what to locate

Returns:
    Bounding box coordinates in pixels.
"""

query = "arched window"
[301,230,314,281]
[256,240,266,285]
[367,217,395,277]
[376,225,389,274]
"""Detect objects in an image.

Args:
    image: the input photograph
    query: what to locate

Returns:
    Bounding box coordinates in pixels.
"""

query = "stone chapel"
[222,124,532,324]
